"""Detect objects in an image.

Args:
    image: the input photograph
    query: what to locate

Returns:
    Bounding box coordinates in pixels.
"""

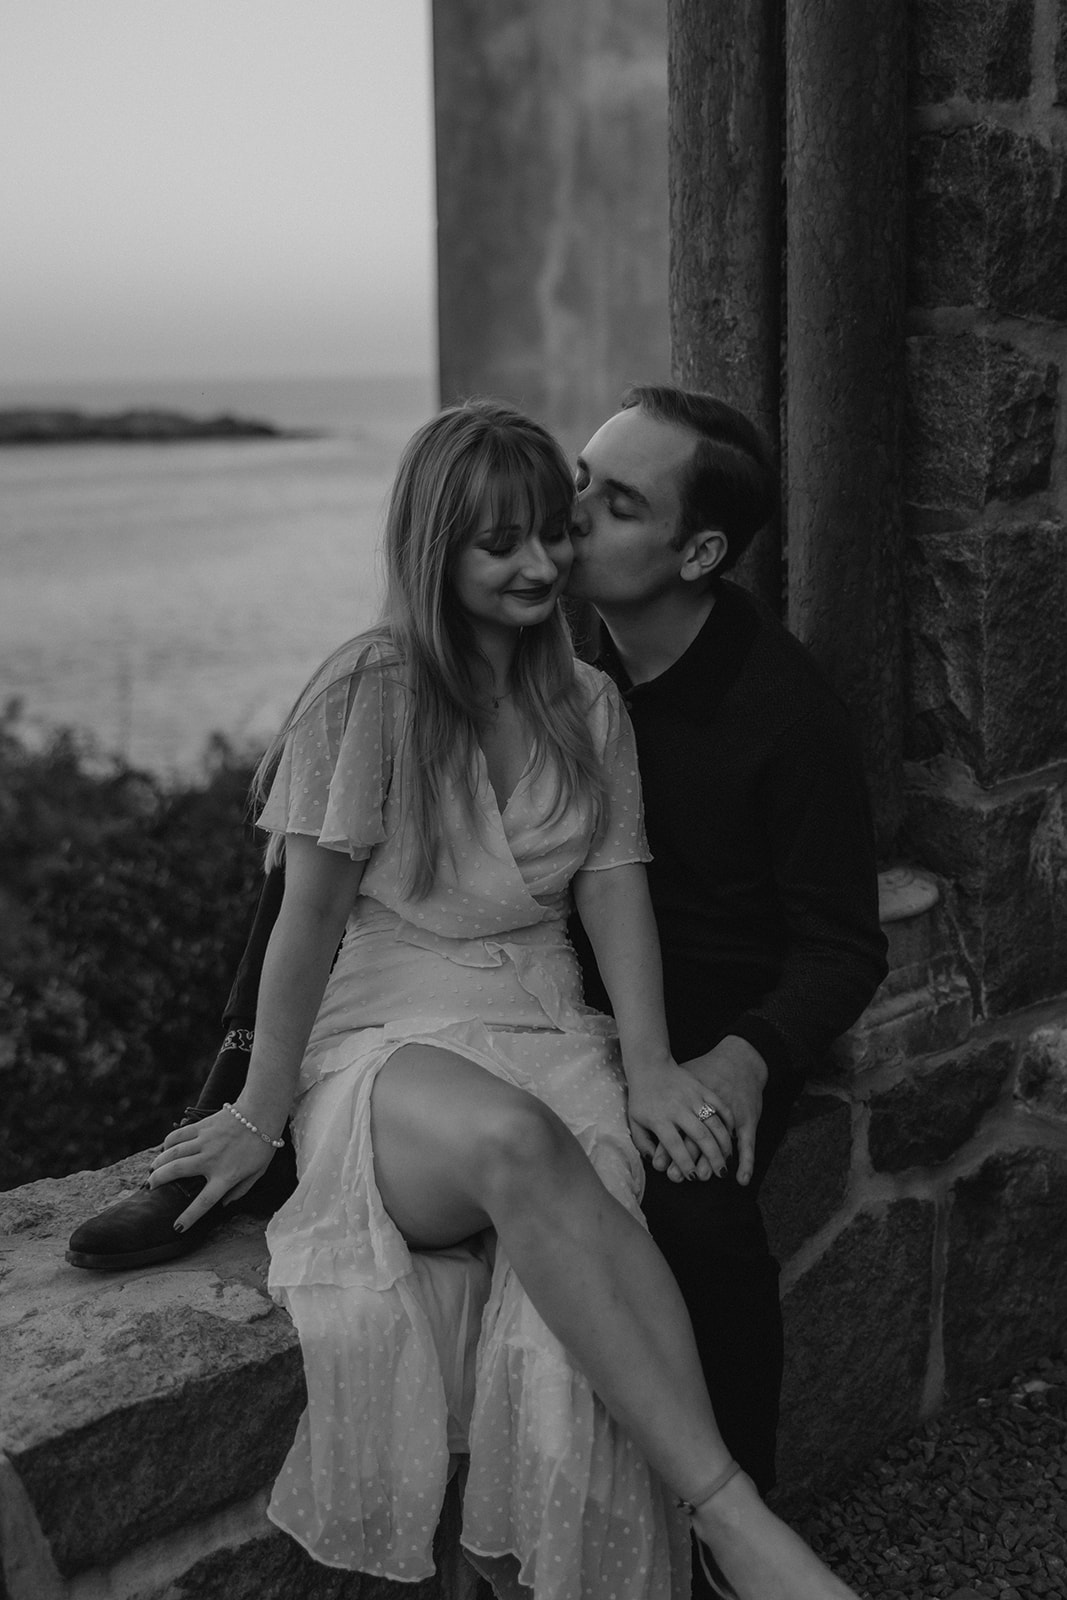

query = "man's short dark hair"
[621,385,778,573]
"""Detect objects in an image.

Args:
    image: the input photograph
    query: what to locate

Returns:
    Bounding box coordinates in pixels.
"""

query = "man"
[68,385,886,1522]
[566,386,886,1508]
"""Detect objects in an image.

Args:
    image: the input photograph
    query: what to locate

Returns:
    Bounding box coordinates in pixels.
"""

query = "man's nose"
[570,495,590,537]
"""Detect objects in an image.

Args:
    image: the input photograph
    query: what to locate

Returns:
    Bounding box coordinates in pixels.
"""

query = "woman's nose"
[521,537,560,579]
[511,540,556,579]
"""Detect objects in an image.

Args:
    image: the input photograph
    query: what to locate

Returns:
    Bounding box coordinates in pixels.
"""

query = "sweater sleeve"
[727,704,888,1087]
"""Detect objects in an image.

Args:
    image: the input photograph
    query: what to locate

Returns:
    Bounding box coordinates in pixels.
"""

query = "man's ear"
[679,528,728,583]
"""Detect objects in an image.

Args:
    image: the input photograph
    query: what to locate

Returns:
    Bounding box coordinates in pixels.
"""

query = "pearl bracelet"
[223,1101,285,1149]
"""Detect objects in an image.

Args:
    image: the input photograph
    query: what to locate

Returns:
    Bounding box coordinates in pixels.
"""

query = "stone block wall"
[761,872,1067,1511]
[763,10,1067,1509]
[902,0,1067,1018]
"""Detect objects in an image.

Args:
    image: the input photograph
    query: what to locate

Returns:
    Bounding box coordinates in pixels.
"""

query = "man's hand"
[655,1036,768,1187]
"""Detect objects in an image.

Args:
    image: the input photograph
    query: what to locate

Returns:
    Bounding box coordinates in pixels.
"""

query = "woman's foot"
[690,1468,861,1600]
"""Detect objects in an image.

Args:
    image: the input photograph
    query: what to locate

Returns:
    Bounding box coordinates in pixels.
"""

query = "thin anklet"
[675,1458,742,1516]
[680,1461,744,1600]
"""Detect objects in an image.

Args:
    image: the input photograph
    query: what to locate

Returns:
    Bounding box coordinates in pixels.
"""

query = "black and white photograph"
[2,5,1065,1599]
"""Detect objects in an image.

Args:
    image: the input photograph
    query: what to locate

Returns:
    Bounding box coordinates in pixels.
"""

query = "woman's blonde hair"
[255,399,606,896]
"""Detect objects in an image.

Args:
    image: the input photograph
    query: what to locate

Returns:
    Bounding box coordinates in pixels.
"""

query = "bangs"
[474,454,574,542]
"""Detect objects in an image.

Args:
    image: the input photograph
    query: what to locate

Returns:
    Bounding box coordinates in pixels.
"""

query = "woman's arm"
[572,862,733,1181]
[149,833,364,1229]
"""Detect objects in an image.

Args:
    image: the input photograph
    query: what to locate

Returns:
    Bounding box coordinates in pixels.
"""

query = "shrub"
[0,708,265,1188]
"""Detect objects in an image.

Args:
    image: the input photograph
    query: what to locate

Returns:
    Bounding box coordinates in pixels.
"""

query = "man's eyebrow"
[575,456,651,509]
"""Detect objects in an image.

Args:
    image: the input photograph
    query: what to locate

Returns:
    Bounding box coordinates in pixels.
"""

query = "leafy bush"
[0,707,265,1188]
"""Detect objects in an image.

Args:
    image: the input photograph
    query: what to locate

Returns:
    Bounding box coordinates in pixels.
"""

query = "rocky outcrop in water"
[0,407,295,444]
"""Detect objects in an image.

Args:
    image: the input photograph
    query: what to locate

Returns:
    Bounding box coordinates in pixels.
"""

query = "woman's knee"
[470,1092,574,1206]
[370,1049,575,1210]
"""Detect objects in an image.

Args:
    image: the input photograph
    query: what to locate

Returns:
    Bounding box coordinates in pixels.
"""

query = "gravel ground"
[793,1354,1067,1600]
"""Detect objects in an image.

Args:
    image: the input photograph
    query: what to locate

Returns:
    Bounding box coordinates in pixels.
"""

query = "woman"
[150,401,862,1600]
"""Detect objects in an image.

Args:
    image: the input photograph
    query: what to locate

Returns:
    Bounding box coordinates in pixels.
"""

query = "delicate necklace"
[490,689,512,712]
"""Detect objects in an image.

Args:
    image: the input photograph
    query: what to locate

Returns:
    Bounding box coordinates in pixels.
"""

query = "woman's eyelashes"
[481,516,571,556]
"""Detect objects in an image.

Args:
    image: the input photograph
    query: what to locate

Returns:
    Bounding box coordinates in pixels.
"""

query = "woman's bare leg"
[371,1045,858,1600]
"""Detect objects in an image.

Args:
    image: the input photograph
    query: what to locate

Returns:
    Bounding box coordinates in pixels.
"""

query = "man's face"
[567,406,697,608]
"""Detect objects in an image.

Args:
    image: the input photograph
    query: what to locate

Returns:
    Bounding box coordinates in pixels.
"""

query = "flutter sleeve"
[256,645,400,859]
[579,671,651,872]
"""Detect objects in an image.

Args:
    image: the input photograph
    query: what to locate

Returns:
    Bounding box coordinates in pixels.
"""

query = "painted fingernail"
[173,1222,185,1234]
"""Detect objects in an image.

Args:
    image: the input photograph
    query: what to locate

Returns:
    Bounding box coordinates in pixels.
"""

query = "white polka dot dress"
[258,642,689,1600]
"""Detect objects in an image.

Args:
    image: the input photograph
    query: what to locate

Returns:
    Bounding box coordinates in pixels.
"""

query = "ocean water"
[0,373,435,776]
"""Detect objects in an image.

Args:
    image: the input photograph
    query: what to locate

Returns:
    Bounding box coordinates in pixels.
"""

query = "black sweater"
[579,581,888,1088]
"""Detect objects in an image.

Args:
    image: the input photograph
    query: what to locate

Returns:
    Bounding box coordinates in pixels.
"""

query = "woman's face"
[451,494,575,638]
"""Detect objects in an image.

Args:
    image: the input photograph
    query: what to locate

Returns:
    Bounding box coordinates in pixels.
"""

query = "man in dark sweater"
[567,387,887,1510]
[68,386,886,1522]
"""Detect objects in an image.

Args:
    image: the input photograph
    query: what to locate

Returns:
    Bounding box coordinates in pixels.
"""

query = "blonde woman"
[151,402,862,1600]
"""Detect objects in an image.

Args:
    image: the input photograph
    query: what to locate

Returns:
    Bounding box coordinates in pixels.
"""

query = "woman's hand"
[148,1106,277,1232]
[654,1036,767,1186]
[572,863,733,1181]
[624,1057,735,1182]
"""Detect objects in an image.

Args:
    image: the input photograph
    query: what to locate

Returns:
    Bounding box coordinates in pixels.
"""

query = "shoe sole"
[64,1233,213,1271]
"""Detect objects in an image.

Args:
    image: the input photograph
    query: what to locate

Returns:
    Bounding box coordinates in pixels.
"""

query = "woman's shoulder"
[300,631,405,704]
[570,659,629,747]
[572,657,623,711]
[572,656,614,694]
[323,629,401,677]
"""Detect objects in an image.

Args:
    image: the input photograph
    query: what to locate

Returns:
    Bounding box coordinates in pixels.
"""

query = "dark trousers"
[641,1075,799,1600]
[643,1060,799,1498]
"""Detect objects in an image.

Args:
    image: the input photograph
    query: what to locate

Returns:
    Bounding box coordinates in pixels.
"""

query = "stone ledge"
[831,868,974,1076]
[0,1165,486,1600]
[0,1160,301,1583]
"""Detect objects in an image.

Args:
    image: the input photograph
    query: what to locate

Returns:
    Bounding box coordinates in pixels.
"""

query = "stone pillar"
[784,0,908,855]
[432,0,670,454]
[667,0,784,609]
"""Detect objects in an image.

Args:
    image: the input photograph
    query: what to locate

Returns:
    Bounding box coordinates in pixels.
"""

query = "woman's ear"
[680,528,728,584]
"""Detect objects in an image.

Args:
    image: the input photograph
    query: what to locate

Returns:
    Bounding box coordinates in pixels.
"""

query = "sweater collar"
[595,580,761,724]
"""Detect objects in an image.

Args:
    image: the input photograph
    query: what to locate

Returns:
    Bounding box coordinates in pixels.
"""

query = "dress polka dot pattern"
[259,641,689,1599]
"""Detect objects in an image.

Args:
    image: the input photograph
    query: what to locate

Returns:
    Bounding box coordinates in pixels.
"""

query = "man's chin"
[563,571,596,602]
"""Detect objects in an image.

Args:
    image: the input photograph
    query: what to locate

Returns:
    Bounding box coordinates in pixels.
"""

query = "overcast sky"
[0,1,435,384]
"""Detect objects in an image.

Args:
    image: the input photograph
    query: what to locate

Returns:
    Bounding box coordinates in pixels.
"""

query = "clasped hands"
[625,1035,768,1188]
[148,1107,276,1232]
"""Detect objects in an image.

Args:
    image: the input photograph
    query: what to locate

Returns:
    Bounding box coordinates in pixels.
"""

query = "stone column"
[667,0,784,609]
[432,0,670,455]
[784,0,908,854]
